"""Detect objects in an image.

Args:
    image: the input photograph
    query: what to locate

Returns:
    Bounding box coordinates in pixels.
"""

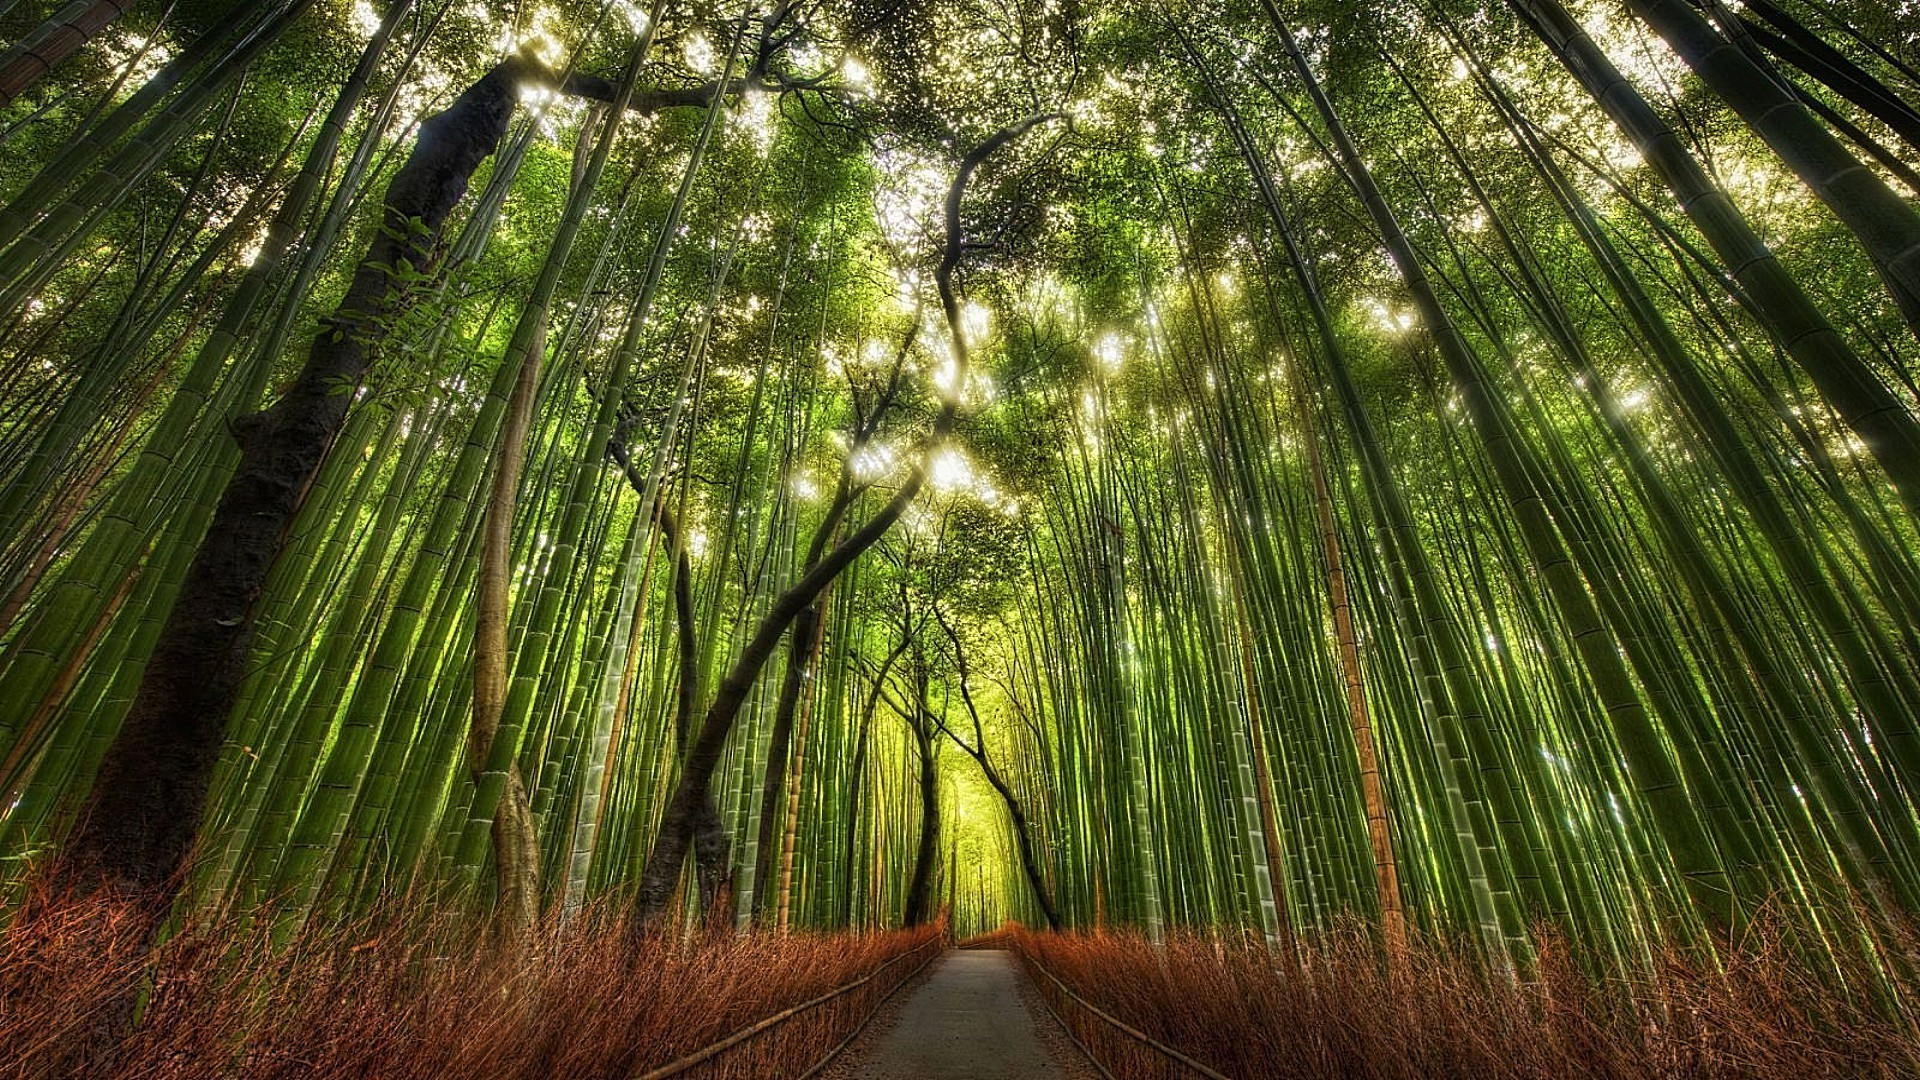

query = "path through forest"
[841,949,1091,1079]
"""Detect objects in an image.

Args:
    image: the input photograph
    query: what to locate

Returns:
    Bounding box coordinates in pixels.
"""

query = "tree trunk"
[56,58,529,908]
[902,664,940,928]
[630,113,1062,924]
[606,435,733,913]
[0,0,136,106]
[471,306,544,939]
[936,614,1061,930]
[633,476,936,921]
[751,604,819,918]
[1512,0,1920,520]
[1292,363,1404,953]
[1625,0,1920,336]
[753,463,861,921]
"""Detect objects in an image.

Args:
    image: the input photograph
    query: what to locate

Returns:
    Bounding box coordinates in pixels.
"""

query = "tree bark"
[901,662,940,928]
[0,0,138,107]
[934,613,1060,929]
[606,436,733,912]
[631,113,1063,924]
[1512,0,1920,521]
[1626,0,1920,336]
[472,305,544,939]
[56,58,529,908]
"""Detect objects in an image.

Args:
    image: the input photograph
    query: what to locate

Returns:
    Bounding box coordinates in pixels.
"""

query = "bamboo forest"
[6,0,1920,1074]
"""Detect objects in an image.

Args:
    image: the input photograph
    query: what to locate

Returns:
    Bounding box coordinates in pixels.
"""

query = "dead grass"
[0,893,942,1079]
[15,888,1913,1078]
[1007,913,1920,1079]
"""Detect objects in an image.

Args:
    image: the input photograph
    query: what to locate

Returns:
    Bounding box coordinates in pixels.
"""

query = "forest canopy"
[1,0,1918,996]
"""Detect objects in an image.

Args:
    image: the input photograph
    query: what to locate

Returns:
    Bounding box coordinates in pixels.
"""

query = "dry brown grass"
[0,893,942,1079]
[1007,914,1920,1079]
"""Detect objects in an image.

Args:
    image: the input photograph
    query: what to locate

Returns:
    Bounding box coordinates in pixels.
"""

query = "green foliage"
[1,0,1919,986]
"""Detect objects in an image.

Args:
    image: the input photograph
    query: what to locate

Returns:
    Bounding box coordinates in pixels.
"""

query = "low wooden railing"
[1019,951,1231,1080]
[636,934,943,1079]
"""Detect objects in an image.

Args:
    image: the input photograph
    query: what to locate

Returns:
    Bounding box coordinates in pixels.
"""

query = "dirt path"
[837,949,1094,1079]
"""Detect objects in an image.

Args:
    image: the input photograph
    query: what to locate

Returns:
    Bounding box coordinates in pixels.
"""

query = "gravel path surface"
[826,949,1098,1079]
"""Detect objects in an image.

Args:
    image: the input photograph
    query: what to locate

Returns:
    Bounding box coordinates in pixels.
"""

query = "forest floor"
[828,949,1098,1079]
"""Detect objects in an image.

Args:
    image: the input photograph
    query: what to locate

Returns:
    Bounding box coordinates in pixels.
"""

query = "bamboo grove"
[1,0,1918,986]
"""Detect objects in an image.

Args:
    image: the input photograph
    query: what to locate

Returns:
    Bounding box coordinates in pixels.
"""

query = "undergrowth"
[1005,911,1920,1079]
[0,893,941,1078]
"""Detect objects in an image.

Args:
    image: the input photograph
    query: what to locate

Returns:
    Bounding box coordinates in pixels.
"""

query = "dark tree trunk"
[630,112,1061,926]
[607,436,733,911]
[675,531,732,912]
[901,669,940,928]
[935,616,1059,929]
[1730,0,1920,155]
[0,0,138,107]
[56,59,530,907]
[632,488,930,921]
[747,467,858,921]
[980,761,1056,930]
[1625,0,1920,336]
[1512,0,1920,521]
[690,787,732,915]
